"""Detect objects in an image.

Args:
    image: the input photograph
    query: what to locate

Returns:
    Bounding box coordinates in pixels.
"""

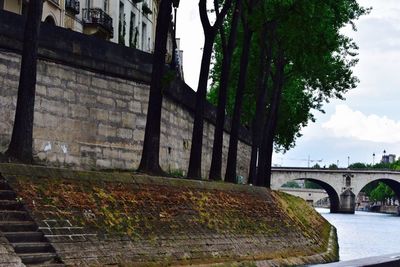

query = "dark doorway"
[44,16,56,26]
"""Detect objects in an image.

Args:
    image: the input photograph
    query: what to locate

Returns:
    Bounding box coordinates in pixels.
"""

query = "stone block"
[2,78,18,89]
[47,87,64,99]
[39,98,68,115]
[111,159,126,169]
[39,75,61,86]
[109,111,121,124]
[117,128,133,139]
[136,117,146,128]
[133,129,145,141]
[103,148,120,159]
[128,101,142,113]
[77,73,91,86]
[79,94,96,105]
[133,90,149,101]
[7,66,19,77]
[122,113,135,128]
[70,104,90,119]
[90,108,108,122]
[98,124,117,137]
[92,77,108,89]
[96,159,112,168]
[116,99,128,109]
[97,96,115,107]
[118,83,135,94]
[64,90,76,102]
[0,64,7,74]
[34,112,59,128]
[36,85,47,96]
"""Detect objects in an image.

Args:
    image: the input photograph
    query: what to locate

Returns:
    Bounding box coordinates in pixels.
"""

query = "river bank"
[317,208,400,261]
[357,205,400,215]
[0,163,338,266]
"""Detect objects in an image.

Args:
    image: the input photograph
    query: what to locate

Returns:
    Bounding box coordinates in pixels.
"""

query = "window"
[129,12,137,48]
[142,22,147,51]
[103,0,108,12]
[119,2,125,45]
[345,176,351,187]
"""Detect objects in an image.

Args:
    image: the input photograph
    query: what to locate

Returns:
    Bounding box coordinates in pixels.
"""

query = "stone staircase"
[0,178,63,266]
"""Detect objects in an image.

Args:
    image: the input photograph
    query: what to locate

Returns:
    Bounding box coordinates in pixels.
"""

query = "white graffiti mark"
[44,142,52,152]
[61,144,68,154]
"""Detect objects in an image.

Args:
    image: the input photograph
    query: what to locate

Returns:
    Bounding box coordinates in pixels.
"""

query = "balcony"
[65,0,80,15]
[48,0,60,6]
[82,8,113,39]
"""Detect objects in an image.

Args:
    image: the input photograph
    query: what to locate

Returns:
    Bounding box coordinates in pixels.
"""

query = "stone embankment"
[0,163,338,266]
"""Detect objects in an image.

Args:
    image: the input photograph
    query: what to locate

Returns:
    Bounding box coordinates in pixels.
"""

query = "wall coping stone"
[0,163,264,194]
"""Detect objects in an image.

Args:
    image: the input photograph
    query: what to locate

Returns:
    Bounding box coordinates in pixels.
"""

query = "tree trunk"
[187,36,215,179]
[209,0,241,181]
[138,0,172,175]
[5,0,43,163]
[187,0,232,180]
[248,23,274,184]
[256,50,285,187]
[224,26,253,183]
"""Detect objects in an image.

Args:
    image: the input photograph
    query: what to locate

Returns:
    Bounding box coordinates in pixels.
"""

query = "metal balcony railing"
[65,0,80,15]
[48,0,60,5]
[82,8,113,37]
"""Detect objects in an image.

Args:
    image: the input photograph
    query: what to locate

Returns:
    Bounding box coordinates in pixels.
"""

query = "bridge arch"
[279,177,340,213]
[301,178,340,213]
[354,178,400,202]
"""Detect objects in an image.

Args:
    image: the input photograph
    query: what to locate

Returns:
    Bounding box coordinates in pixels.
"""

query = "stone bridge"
[278,188,328,206]
[271,167,400,214]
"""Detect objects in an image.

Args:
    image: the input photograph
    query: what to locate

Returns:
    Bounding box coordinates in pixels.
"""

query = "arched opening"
[357,179,400,213]
[280,178,340,213]
[44,15,56,26]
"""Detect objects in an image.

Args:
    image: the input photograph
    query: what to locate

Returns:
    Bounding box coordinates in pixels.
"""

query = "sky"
[176,1,400,168]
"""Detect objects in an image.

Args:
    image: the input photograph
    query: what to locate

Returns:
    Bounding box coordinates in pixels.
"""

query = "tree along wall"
[0,10,251,180]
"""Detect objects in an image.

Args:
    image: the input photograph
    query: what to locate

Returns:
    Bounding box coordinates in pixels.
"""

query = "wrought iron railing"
[82,8,113,37]
[65,0,80,15]
[48,0,60,6]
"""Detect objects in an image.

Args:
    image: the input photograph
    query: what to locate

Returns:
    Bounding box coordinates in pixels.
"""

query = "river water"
[316,208,400,261]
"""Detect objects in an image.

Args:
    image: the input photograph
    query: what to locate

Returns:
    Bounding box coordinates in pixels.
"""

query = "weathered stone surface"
[0,19,252,178]
[0,164,338,266]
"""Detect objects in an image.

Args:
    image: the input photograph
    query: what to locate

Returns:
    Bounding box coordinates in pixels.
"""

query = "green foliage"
[281,180,301,188]
[328,164,338,169]
[312,163,321,169]
[208,0,368,152]
[369,182,395,202]
[305,180,323,190]
[349,162,369,169]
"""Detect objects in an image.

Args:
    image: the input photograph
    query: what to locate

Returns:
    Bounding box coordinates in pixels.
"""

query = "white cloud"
[322,105,400,143]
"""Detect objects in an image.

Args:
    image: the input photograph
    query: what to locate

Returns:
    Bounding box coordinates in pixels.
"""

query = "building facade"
[0,0,158,53]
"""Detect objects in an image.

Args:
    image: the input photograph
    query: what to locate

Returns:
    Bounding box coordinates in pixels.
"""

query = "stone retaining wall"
[0,10,251,179]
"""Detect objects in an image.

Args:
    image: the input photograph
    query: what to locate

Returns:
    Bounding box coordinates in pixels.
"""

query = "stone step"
[19,252,58,265]
[0,190,16,200]
[3,231,45,243]
[0,180,10,190]
[0,199,22,210]
[0,221,38,232]
[26,264,65,267]
[12,242,54,254]
[0,210,30,221]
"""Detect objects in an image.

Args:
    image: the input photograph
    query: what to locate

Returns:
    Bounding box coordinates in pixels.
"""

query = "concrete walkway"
[311,253,400,267]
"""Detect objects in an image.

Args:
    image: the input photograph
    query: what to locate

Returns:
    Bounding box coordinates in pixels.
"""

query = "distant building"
[381,154,396,164]
[1,0,157,53]
[0,0,184,79]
